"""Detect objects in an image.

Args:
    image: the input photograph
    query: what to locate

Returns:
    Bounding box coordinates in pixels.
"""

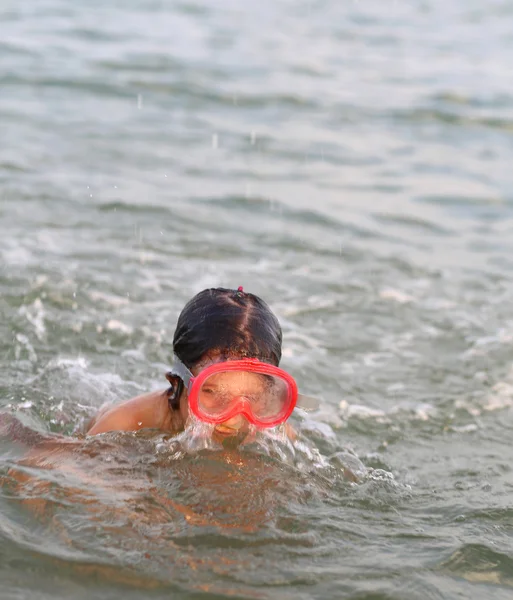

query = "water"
[1,0,513,597]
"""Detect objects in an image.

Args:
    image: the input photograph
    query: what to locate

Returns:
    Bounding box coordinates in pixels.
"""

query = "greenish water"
[2,0,513,598]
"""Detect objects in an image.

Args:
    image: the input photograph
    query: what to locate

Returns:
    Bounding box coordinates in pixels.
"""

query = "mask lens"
[197,370,291,421]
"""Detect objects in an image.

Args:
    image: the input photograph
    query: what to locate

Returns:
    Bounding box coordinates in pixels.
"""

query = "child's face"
[186,355,283,439]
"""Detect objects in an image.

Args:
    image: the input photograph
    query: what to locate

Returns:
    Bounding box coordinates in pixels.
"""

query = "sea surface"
[1,1,513,598]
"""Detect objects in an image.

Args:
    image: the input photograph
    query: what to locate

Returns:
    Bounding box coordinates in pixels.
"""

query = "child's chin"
[213,425,248,445]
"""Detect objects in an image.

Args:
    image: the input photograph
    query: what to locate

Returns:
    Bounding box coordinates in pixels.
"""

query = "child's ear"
[165,372,179,386]
[165,373,184,410]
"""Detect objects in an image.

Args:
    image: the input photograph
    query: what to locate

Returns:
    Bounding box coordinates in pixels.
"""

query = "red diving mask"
[171,356,318,428]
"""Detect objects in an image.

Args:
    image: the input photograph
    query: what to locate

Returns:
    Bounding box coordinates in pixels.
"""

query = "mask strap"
[169,355,194,391]
[296,393,320,411]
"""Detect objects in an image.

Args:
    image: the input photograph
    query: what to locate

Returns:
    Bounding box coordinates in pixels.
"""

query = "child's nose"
[221,414,246,429]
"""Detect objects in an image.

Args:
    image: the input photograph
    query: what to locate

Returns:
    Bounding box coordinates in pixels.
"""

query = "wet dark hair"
[173,287,282,368]
[166,287,282,409]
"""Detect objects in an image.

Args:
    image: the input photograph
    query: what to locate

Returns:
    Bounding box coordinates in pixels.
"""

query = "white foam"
[483,381,513,412]
[52,356,90,370]
[18,298,46,341]
[89,290,130,307]
[379,288,415,304]
[17,400,33,409]
[338,399,437,424]
[280,295,337,317]
[450,424,479,433]
[106,320,133,335]
[412,403,437,421]
[15,333,37,363]
[339,399,387,420]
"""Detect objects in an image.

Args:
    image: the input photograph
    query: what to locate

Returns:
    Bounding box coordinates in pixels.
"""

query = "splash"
[160,413,303,460]
[156,416,294,459]
[158,417,221,456]
[154,415,351,479]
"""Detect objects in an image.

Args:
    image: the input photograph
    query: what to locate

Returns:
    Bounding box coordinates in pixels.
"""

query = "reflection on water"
[0,411,371,596]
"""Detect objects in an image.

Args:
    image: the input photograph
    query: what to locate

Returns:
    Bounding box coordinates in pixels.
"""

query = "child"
[87,287,315,443]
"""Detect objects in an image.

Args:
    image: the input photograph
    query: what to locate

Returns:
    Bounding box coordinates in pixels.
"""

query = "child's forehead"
[193,352,247,373]
[195,350,273,369]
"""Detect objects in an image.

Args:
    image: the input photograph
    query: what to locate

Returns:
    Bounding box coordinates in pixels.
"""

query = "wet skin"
[86,356,294,442]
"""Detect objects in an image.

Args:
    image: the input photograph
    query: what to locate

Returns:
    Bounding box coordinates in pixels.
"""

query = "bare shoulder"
[86,389,173,435]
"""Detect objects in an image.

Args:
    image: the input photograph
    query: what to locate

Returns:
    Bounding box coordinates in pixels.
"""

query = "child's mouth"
[214,425,240,436]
